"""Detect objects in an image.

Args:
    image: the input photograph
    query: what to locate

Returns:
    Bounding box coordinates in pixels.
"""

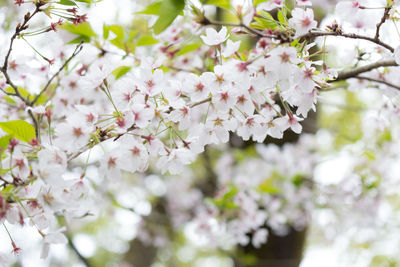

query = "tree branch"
[333,59,397,81]
[375,7,391,41]
[357,75,400,91]
[1,6,41,101]
[189,97,211,108]
[300,30,395,53]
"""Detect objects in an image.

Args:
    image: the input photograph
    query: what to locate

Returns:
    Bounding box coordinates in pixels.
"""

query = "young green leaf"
[203,0,230,10]
[176,43,201,56]
[112,66,132,79]
[137,1,162,15]
[153,0,185,34]
[57,0,77,6]
[0,120,36,143]
[136,34,159,46]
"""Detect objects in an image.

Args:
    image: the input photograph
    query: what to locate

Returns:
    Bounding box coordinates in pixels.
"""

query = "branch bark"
[299,30,394,52]
[334,59,397,81]
[357,75,400,91]
[374,7,391,41]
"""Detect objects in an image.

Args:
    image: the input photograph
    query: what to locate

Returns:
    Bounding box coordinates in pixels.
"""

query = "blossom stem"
[31,41,84,105]
[2,222,15,244]
[17,199,45,237]
[20,36,51,63]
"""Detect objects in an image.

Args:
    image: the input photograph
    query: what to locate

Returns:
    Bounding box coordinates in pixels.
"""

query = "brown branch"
[2,6,41,71]
[375,7,391,41]
[1,5,41,101]
[27,109,39,138]
[333,59,397,81]
[300,30,394,53]
[189,97,211,108]
[30,41,84,105]
[0,5,43,136]
[357,75,400,91]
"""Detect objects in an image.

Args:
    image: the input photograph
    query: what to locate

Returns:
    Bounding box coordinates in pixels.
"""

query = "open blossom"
[201,26,229,46]
[334,0,379,28]
[222,40,241,57]
[233,1,254,25]
[182,73,211,101]
[2,0,399,263]
[40,230,68,259]
[157,147,195,174]
[116,136,149,173]
[335,1,361,20]
[55,113,93,152]
[237,114,268,142]
[137,68,165,96]
[257,0,283,11]
[289,8,317,36]
[252,228,268,248]
[274,114,303,134]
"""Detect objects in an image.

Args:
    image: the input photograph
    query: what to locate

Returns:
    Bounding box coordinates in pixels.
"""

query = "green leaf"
[258,177,280,194]
[57,0,77,6]
[136,34,159,46]
[3,96,15,105]
[292,174,306,187]
[68,35,91,44]
[153,0,185,34]
[176,43,201,56]
[260,10,274,20]
[364,150,376,161]
[209,185,239,209]
[103,24,109,39]
[5,86,32,101]
[0,135,11,152]
[254,0,270,5]
[0,120,36,143]
[137,1,162,15]
[112,66,132,79]
[250,11,279,30]
[277,10,287,24]
[106,25,125,50]
[61,22,97,38]
[107,25,124,39]
[202,0,230,9]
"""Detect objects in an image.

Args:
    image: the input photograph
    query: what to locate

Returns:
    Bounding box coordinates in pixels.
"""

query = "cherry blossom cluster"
[2,0,400,264]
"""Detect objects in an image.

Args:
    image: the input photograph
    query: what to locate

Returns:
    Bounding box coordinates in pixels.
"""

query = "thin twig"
[357,75,400,90]
[189,97,211,108]
[333,59,397,81]
[30,41,84,105]
[1,6,41,101]
[375,7,391,41]
[299,30,395,52]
